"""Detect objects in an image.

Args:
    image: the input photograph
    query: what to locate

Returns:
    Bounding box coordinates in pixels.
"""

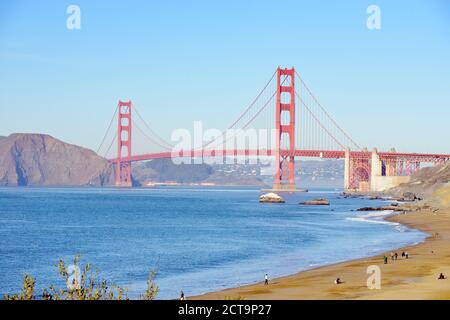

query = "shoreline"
[193,206,450,299]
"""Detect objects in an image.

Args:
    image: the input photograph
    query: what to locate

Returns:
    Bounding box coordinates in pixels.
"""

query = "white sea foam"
[346,210,406,231]
[346,216,398,226]
[357,211,393,218]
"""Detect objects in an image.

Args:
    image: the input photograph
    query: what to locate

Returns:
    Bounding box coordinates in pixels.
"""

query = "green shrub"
[3,255,158,300]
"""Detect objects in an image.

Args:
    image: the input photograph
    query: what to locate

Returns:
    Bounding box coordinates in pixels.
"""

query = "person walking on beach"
[394,253,398,260]
[402,251,406,258]
[405,252,409,259]
[383,255,388,264]
[264,273,269,285]
[180,290,185,300]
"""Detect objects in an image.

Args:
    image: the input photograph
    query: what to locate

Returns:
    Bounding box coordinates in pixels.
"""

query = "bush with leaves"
[140,269,159,300]
[3,274,36,300]
[3,255,159,300]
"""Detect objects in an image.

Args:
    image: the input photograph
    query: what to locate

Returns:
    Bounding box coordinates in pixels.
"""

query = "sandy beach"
[194,207,450,300]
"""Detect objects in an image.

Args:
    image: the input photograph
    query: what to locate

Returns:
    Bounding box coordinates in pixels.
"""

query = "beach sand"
[193,207,450,300]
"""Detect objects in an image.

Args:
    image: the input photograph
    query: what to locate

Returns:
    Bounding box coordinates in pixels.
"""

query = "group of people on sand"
[384,251,409,264]
[380,251,447,282]
[177,260,447,299]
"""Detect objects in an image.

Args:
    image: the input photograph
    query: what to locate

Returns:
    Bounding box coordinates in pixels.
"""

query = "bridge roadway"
[109,149,450,164]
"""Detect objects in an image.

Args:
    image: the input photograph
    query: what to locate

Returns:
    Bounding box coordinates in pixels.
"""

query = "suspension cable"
[201,69,277,149]
[96,105,118,154]
[207,92,277,152]
[133,105,174,149]
[295,90,345,150]
[104,133,117,159]
[131,118,173,150]
[295,70,361,150]
[203,73,286,151]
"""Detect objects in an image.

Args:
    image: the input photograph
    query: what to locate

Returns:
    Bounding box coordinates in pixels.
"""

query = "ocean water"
[0,187,427,299]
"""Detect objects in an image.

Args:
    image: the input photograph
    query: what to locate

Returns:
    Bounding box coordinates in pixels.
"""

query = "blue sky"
[0,0,449,154]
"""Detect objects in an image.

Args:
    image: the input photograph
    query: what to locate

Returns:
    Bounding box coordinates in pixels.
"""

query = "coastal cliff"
[387,163,450,206]
[0,133,115,186]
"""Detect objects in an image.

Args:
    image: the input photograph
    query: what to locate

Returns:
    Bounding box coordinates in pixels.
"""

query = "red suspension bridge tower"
[116,100,133,187]
[273,67,297,191]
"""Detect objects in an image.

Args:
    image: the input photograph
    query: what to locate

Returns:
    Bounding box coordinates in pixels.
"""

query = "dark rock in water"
[341,192,364,199]
[357,206,411,212]
[300,198,330,205]
[357,207,384,211]
[0,133,115,186]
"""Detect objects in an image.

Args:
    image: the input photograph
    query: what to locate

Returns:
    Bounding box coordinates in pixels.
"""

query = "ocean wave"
[346,216,398,226]
[346,210,406,231]
[0,219,35,224]
[357,210,393,218]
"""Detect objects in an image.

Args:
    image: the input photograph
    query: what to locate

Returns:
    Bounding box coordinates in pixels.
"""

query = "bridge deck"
[109,150,450,163]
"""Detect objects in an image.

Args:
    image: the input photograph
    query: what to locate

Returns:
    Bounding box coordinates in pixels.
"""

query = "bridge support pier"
[272,67,299,192]
[344,148,350,190]
[115,100,133,187]
[370,148,410,192]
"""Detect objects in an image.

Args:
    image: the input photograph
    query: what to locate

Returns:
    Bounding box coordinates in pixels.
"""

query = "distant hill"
[295,159,344,187]
[132,158,345,187]
[132,159,213,184]
[132,159,266,186]
[0,133,114,186]
[203,172,266,186]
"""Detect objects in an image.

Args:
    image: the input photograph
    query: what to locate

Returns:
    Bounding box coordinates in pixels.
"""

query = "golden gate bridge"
[97,67,450,191]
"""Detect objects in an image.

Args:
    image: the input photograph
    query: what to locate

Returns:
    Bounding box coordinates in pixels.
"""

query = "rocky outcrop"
[388,163,450,199]
[401,192,421,201]
[0,133,115,186]
[357,205,412,212]
[300,198,330,205]
[259,193,285,203]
